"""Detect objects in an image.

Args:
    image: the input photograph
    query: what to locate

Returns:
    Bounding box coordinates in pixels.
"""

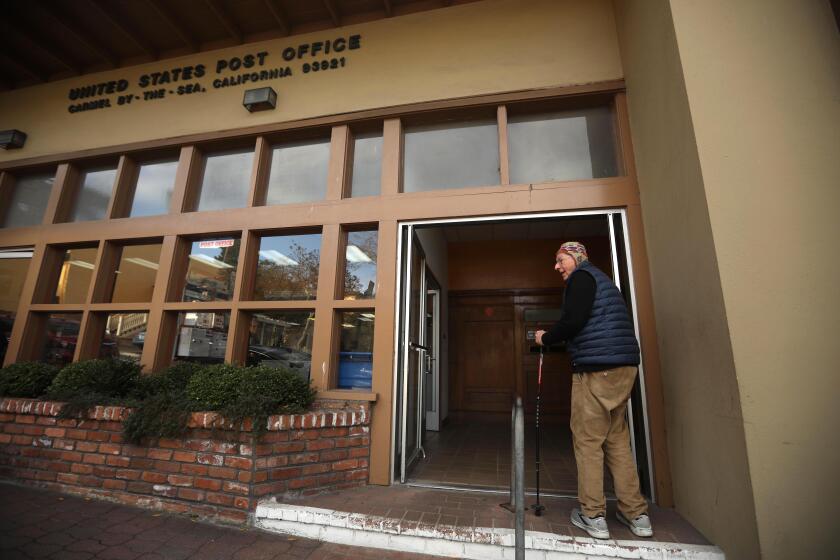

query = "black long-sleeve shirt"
[541,270,597,368]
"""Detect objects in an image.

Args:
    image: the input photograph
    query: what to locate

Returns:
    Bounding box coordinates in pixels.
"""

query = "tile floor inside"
[406,411,615,495]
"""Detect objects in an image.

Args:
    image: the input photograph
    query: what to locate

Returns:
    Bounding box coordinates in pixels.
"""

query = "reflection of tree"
[255,243,319,300]
[344,233,377,298]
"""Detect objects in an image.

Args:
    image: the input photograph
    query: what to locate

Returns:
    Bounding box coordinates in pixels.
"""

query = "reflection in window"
[337,311,375,389]
[70,167,117,222]
[173,311,229,364]
[54,247,98,304]
[403,120,499,192]
[129,160,178,217]
[103,312,148,362]
[265,139,330,205]
[39,313,82,367]
[110,244,162,303]
[349,132,382,197]
[0,249,33,364]
[247,311,314,380]
[196,149,253,212]
[183,238,240,302]
[343,230,377,300]
[253,233,321,301]
[508,107,618,184]
[3,173,54,228]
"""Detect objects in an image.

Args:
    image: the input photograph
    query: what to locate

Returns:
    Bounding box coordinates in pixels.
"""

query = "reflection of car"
[247,345,311,381]
[132,331,146,348]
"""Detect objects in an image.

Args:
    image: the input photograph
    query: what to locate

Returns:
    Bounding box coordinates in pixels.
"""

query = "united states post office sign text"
[65,35,362,114]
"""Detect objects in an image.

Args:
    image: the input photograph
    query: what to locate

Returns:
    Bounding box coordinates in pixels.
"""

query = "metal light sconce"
[242,87,277,112]
[0,129,27,150]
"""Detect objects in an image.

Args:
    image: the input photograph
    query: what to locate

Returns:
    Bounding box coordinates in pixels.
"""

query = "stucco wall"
[0,0,623,163]
[668,1,840,558]
[613,1,760,558]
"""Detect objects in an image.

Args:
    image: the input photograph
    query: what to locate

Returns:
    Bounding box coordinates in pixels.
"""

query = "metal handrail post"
[510,401,516,509]
[514,396,525,560]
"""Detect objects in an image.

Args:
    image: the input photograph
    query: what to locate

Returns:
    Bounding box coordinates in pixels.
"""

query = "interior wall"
[0,0,623,163]
[666,1,840,558]
[613,1,760,558]
[415,228,449,424]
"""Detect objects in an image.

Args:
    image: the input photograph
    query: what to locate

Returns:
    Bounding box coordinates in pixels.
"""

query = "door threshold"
[404,479,595,500]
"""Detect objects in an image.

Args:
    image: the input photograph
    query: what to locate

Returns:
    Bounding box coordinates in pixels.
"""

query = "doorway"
[392,210,654,501]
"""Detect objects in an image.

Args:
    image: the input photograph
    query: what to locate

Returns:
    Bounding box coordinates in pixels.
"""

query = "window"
[349,132,382,197]
[39,313,83,367]
[337,311,375,389]
[508,106,618,184]
[102,312,148,362]
[109,243,162,303]
[253,233,321,301]
[173,311,229,364]
[53,247,98,304]
[129,159,178,217]
[343,230,377,300]
[0,249,33,363]
[182,238,240,302]
[70,167,117,222]
[403,119,499,192]
[265,138,330,205]
[246,311,314,379]
[196,149,253,212]
[3,172,54,228]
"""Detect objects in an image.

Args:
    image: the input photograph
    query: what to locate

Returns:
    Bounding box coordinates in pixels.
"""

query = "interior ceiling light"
[68,260,95,270]
[188,254,234,269]
[346,245,372,263]
[258,249,299,266]
[123,257,160,270]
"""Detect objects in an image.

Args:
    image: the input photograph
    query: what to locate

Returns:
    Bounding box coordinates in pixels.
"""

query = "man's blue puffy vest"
[566,260,640,368]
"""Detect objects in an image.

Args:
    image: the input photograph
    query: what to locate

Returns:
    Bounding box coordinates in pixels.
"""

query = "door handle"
[409,341,429,352]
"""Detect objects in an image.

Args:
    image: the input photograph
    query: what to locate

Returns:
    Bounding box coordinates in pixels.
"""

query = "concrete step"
[255,502,725,560]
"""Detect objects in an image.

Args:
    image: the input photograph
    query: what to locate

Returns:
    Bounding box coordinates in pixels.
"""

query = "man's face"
[555,251,577,281]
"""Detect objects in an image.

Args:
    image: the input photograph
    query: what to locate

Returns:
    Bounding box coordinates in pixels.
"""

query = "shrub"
[48,359,142,417]
[130,361,204,400]
[0,362,60,398]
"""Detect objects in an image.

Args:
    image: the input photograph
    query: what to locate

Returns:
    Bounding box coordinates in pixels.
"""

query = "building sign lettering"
[65,35,362,114]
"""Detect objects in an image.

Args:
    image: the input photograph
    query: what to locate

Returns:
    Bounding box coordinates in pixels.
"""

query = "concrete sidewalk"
[0,482,439,560]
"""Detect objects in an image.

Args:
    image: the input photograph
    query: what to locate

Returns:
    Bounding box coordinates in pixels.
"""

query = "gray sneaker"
[571,508,610,539]
[616,510,653,537]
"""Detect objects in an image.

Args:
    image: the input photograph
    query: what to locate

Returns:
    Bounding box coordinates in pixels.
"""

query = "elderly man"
[535,241,653,540]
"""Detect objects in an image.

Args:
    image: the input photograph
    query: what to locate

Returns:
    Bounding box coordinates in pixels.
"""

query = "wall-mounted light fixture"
[0,129,27,150]
[243,87,277,112]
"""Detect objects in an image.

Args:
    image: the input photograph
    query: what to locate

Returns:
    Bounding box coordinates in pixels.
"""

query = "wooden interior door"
[450,295,515,412]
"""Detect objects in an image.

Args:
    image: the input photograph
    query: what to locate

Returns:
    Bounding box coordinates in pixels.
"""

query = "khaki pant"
[570,366,648,519]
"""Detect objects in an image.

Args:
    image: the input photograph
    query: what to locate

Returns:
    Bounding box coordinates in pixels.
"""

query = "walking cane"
[531,346,546,516]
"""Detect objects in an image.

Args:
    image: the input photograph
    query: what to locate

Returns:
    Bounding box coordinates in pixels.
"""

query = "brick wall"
[0,398,371,524]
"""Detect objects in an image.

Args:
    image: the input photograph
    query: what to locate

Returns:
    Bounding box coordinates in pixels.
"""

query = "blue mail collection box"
[338,351,373,389]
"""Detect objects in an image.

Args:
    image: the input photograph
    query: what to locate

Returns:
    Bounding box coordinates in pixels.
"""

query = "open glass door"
[399,228,427,482]
[424,288,441,432]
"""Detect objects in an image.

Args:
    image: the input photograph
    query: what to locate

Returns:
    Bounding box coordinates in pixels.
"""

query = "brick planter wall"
[0,398,371,524]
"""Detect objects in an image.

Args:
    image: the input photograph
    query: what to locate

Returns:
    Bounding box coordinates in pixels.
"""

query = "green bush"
[0,362,60,398]
[130,361,204,400]
[48,359,142,417]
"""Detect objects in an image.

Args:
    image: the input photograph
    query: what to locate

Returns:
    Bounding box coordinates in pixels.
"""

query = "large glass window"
[247,311,314,379]
[0,249,33,363]
[508,106,618,184]
[54,247,97,304]
[110,243,162,303]
[403,120,499,192]
[173,311,229,364]
[129,159,178,217]
[182,238,240,302]
[253,233,321,301]
[196,149,253,212]
[39,313,82,367]
[265,139,330,205]
[70,167,117,222]
[3,173,54,228]
[349,132,382,197]
[103,312,148,362]
[343,230,377,300]
[337,311,375,389]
